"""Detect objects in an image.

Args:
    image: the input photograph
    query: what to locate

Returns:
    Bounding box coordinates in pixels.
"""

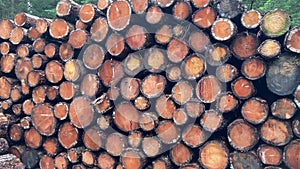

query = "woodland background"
[0,0,299,26]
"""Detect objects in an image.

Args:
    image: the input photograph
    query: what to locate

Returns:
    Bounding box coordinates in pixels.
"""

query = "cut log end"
[258,39,281,59]
[196,75,221,103]
[241,97,268,124]
[199,141,228,169]
[211,18,236,41]
[241,10,262,29]
[241,58,266,80]
[107,1,131,31]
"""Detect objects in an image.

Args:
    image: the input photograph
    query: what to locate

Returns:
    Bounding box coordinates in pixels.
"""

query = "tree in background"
[0,0,299,26]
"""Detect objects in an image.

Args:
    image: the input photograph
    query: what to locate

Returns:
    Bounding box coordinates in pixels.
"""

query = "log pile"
[0,0,300,168]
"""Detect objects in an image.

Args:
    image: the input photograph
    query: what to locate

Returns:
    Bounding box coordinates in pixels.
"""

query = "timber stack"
[0,0,300,168]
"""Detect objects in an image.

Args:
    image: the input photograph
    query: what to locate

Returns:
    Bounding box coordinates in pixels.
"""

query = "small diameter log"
[97,152,115,169]
[121,148,145,169]
[184,98,205,118]
[94,93,112,114]
[231,32,259,60]
[120,77,140,100]
[27,70,46,87]
[155,95,175,119]
[24,127,42,149]
[97,0,111,10]
[199,140,228,169]
[241,97,268,125]
[127,25,150,50]
[182,124,207,148]
[28,26,41,41]
[32,86,46,104]
[46,86,59,101]
[54,153,69,169]
[134,96,150,111]
[227,119,259,151]
[32,104,56,136]
[172,81,193,105]
[80,74,100,98]
[83,127,103,151]
[113,102,139,132]
[64,59,83,82]
[43,138,59,156]
[10,27,28,45]
[216,92,238,113]
[196,75,222,103]
[167,39,189,63]
[181,54,205,80]
[206,43,231,66]
[68,29,88,49]
[108,87,120,101]
[69,96,94,128]
[10,86,22,102]
[129,0,147,14]
[81,150,95,166]
[192,7,216,28]
[189,31,210,53]
[59,43,74,62]
[17,44,33,58]
[75,20,87,30]
[0,53,16,74]
[39,155,55,169]
[15,58,33,81]
[21,149,40,169]
[82,44,105,70]
[36,18,51,34]
[261,9,291,37]
[33,38,46,53]
[31,54,47,69]
[0,19,14,40]
[56,0,81,20]
[79,3,102,24]
[0,77,15,100]
[20,116,31,129]
[285,26,300,53]
[144,47,167,73]
[230,152,262,169]
[258,39,281,59]
[155,25,172,45]
[0,42,13,55]
[200,109,223,133]
[156,120,180,144]
[241,10,262,29]
[67,148,81,164]
[54,102,69,121]
[215,64,238,83]
[128,131,142,148]
[59,81,78,101]
[45,60,64,84]
[173,108,188,126]
[98,59,124,87]
[231,77,255,100]
[14,12,39,28]
[58,122,78,149]
[212,0,244,18]
[142,136,161,157]
[106,33,126,57]
[105,132,126,156]
[22,99,34,116]
[123,53,144,76]
[12,104,22,116]
[9,124,23,142]
[283,139,300,169]
[49,19,74,39]
[1,99,13,111]
[139,112,158,131]
[211,18,236,41]
[271,98,297,120]
[293,119,300,138]
[44,43,58,59]
[0,154,25,169]
[170,143,192,166]
[90,17,108,42]
[241,58,266,80]
[21,80,30,96]
[152,157,171,169]
[260,118,293,146]
[145,5,164,25]
[141,74,166,98]
[173,1,191,20]
[107,0,131,31]
[257,144,282,166]
[166,64,182,82]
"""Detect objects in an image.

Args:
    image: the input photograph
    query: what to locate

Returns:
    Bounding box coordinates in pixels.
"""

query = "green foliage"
[243,0,300,26]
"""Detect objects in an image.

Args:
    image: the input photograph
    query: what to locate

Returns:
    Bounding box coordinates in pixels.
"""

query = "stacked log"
[0,0,299,169]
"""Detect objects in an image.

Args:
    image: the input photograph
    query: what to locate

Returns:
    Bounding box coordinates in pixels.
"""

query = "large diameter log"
[58,122,78,149]
[49,19,74,39]
[69,96,94,128]
[113,102,139,132]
